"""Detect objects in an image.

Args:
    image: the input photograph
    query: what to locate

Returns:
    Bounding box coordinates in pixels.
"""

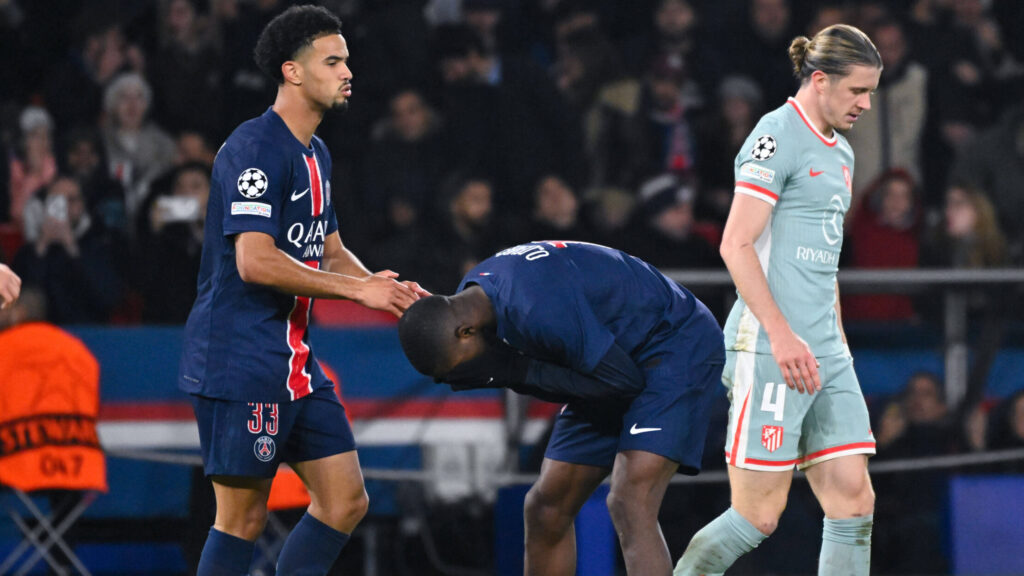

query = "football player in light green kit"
[675,24,881,576]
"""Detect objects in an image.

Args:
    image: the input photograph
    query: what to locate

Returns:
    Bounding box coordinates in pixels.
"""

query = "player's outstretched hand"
[355,270,419,317]
[769,328,820,395]
[0,264,21,310]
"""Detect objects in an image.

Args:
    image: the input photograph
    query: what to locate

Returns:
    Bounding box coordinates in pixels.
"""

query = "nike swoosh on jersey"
[291,188,310,201]
[809,169,824,177]
[629,423,662,435]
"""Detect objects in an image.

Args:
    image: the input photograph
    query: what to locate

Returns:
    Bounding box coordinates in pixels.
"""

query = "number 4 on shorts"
[760,382,786,422]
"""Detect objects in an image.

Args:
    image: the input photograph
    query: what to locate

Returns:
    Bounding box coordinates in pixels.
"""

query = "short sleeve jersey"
[457,241,722,372]
[723,98,854,357]
[179,108,339,402]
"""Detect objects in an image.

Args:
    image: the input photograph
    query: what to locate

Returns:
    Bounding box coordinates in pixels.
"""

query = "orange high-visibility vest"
[0,322,107,493]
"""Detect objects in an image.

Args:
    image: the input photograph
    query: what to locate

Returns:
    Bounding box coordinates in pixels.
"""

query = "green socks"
[819,515,872,576]
[674,507,767,576]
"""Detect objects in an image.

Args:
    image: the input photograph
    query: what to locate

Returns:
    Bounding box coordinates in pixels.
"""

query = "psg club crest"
[237,168,269,199]
[750,135,777,161]
[254,435,276,462]
[761,425,784,453]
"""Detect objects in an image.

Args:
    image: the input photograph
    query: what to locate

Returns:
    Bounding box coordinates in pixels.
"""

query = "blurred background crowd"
[2,0,1024,573]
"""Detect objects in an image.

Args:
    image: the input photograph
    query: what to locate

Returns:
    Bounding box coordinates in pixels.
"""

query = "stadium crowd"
[1,0,1024,573]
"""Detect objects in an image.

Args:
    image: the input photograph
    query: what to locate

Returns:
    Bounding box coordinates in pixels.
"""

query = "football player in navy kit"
[178,7,427,575]
[398,241,725,576]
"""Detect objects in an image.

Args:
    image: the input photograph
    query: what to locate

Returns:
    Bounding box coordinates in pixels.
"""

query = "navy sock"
[197,528,254,576]
[276,512,350,575]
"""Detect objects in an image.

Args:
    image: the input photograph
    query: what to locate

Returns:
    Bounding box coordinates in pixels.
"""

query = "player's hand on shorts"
[0,264,21,310]
[355,270,419,317]
[769,328,820,395]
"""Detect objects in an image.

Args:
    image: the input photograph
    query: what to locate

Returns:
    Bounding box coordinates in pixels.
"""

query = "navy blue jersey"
[179,108,339,402]
[457,242,722,374]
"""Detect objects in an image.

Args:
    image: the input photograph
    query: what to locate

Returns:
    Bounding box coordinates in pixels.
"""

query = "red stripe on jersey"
[304,155,324,217]
[729,385,752,466]
[787,98,837,147]
[736,181,779,201]
[286,260,320,400]
[798,442,876,463]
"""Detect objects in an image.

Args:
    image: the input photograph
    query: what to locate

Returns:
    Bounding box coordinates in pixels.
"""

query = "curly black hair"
[253,5,343,85]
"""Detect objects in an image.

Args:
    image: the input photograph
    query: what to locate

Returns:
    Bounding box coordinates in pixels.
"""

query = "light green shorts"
[722,350,875,471]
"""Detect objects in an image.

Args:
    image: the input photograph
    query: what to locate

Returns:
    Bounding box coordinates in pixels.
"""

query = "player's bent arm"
[321,231,372,278]
[719,194,789,337]
[721,193,820,393]
[236,232,418,315]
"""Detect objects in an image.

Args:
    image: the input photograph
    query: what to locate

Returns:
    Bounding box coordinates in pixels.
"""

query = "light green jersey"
[723,98,854,358]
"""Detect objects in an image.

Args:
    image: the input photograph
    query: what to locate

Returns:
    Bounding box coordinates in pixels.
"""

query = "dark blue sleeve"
[519,342,644,401]
[219,141,287,239]
[317,140,340,236]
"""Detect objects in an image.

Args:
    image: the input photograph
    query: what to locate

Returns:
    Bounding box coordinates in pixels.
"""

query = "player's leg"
[676,351,810,575]
[278,451,368,574]
[198,476,274,576]
[805,455,874,576]
[524,457,609,576]
[674,465,790,576]
[275,387,363,575]
[190,394,282,576]
[800,353,877,576]
[605,450,678,574]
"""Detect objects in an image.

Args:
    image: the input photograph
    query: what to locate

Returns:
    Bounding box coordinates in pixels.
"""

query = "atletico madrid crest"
[761,425,784,453]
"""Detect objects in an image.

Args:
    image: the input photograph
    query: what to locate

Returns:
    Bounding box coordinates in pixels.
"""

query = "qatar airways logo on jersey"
[287,220,328,258]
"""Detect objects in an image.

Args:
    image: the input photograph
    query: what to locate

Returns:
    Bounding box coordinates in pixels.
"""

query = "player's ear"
[281,60,302,86]
[810,69,829,95]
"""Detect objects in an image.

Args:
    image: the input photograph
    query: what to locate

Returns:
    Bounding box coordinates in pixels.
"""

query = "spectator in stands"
[44,12,144,131]
[725,0,798,107]
[553,26,642,193]
[622,0,723,96]
[364,193,449,295]
[134,162,209,324]
[433,23,585,215]
[584,188,637,252]
[626,173,718,271]
[7,107,57,230]
[988,391,1024,472]
[805,3,850,36]
[13,176,121,324]
[527,174,591,243]
[362,88,447,242]
[948,103,1024,257]
[431,175,515,292]
[873,371,956,574]
[843,169,921,322]
[212,0,285,131]
[102,72,177,227]
[844,18,928,200]
[173,130,218,167]
[62,126,128,241]
[921,184,1008,269]
[695,75,764,225]
[149,0,224,140]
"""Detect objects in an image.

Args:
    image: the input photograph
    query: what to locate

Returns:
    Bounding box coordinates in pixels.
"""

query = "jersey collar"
[264,107,317,157]
[787,98,837,148]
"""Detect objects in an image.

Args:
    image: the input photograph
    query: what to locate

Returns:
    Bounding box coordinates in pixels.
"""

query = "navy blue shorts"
[191,385,356,478]
[544,333,724,475]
